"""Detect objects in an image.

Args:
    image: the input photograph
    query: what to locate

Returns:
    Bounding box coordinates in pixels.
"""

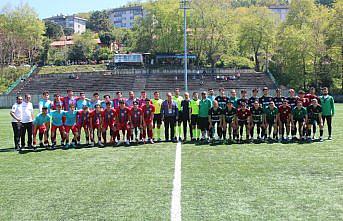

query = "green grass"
[38,64,107,75]
[0,106,342,220]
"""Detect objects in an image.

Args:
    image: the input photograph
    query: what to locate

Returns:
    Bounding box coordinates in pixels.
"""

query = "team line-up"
[10,86,335,151]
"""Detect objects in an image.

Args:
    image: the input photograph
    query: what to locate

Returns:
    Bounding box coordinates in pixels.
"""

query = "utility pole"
[180,0,190,92]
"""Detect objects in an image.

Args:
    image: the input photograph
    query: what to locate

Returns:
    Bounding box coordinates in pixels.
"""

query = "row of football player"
[30,89,333,149]
[37,87,322,112]
[37,86,334,115]
[15,86,334,148]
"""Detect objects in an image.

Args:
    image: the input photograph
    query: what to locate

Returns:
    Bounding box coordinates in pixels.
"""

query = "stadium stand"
[9,69,277,95]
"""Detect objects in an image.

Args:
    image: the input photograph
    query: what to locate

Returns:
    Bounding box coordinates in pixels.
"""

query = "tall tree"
[68,31,97,62]
[99,31,116,47]
[63,27,74,36]
[45,21,64,39]
[274,26,315,88]
[190,0,237,67]
[87,10,112,32]
[0,4,45,64]
[327,1,343,91]
[237,6,277,72]
[39,37,51,65]
[273,0,332,89]
[131,0,183,53]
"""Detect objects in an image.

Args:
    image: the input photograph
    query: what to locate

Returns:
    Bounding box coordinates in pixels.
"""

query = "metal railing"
[4,65,37,95]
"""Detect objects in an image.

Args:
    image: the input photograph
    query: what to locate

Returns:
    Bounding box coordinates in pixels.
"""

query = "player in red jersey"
[305,87,320,104]
[113,91,126,109]
[138,91,152,107]
[298,90,310,107]
[63,89,78,111]
[115,100,131,146]
[129,101,143,144]
[90,104,104,147]
[142,98,155,144]
[236,102,251,142]
[101,102,116,146]
[51,93,64,110]
[76,105,92,146]
[278,100,292,141]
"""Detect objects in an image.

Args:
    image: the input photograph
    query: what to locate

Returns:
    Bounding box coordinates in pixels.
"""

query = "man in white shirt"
[10,96,23,150]
[21,94,34,149]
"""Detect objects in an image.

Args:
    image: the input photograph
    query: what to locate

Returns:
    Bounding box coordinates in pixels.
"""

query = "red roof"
[51,38,101,47]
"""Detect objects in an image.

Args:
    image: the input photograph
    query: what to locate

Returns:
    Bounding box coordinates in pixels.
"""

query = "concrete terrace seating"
[10,69,277,95]
[144,71,276,92]
[11,71,136,95]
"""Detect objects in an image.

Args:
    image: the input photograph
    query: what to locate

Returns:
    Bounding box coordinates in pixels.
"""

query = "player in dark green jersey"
[229,89,239,108]
[259,87,273,139]
[320,87,335,140]
[199,91,212,141]
[237,89,249,108]
[223,101,238,142]
[264,101,279,141]
[291,101,308,141]
[215,88,228,140]
[307,99,323,141]
[215,88,229,110]
[278,100,292,141]
[248,88,260,108]
[250,101,264,140]
[208,100,223,143]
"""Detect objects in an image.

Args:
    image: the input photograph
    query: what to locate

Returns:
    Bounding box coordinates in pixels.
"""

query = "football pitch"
[0,106,342,220]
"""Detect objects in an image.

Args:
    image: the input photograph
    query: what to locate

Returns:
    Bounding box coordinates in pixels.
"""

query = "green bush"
[219,55,255,69]
[92,47,113,62]
[38,64,107,75]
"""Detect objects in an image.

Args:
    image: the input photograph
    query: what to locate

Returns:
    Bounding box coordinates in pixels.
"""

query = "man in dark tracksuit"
[161,93,179,142]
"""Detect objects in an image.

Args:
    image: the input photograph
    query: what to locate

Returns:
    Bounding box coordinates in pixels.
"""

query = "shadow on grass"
[3,139,321,154]
[0,148,16,153]
[15,142,174,154]
[17,144,100,154]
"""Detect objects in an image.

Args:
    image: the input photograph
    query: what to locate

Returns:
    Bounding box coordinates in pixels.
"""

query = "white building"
[44,15,87,34]
[268,5,289,22]
[108,6,144,29]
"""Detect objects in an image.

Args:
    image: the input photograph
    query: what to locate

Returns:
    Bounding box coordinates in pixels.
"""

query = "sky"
[0,0,141,18]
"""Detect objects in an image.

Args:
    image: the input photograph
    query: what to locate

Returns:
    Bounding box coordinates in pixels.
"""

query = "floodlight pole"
[180,0,189,92]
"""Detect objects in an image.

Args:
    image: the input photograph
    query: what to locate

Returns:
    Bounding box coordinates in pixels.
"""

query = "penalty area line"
[171,142,182,221]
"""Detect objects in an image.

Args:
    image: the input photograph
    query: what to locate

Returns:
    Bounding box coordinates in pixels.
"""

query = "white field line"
[171,142,182,221]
